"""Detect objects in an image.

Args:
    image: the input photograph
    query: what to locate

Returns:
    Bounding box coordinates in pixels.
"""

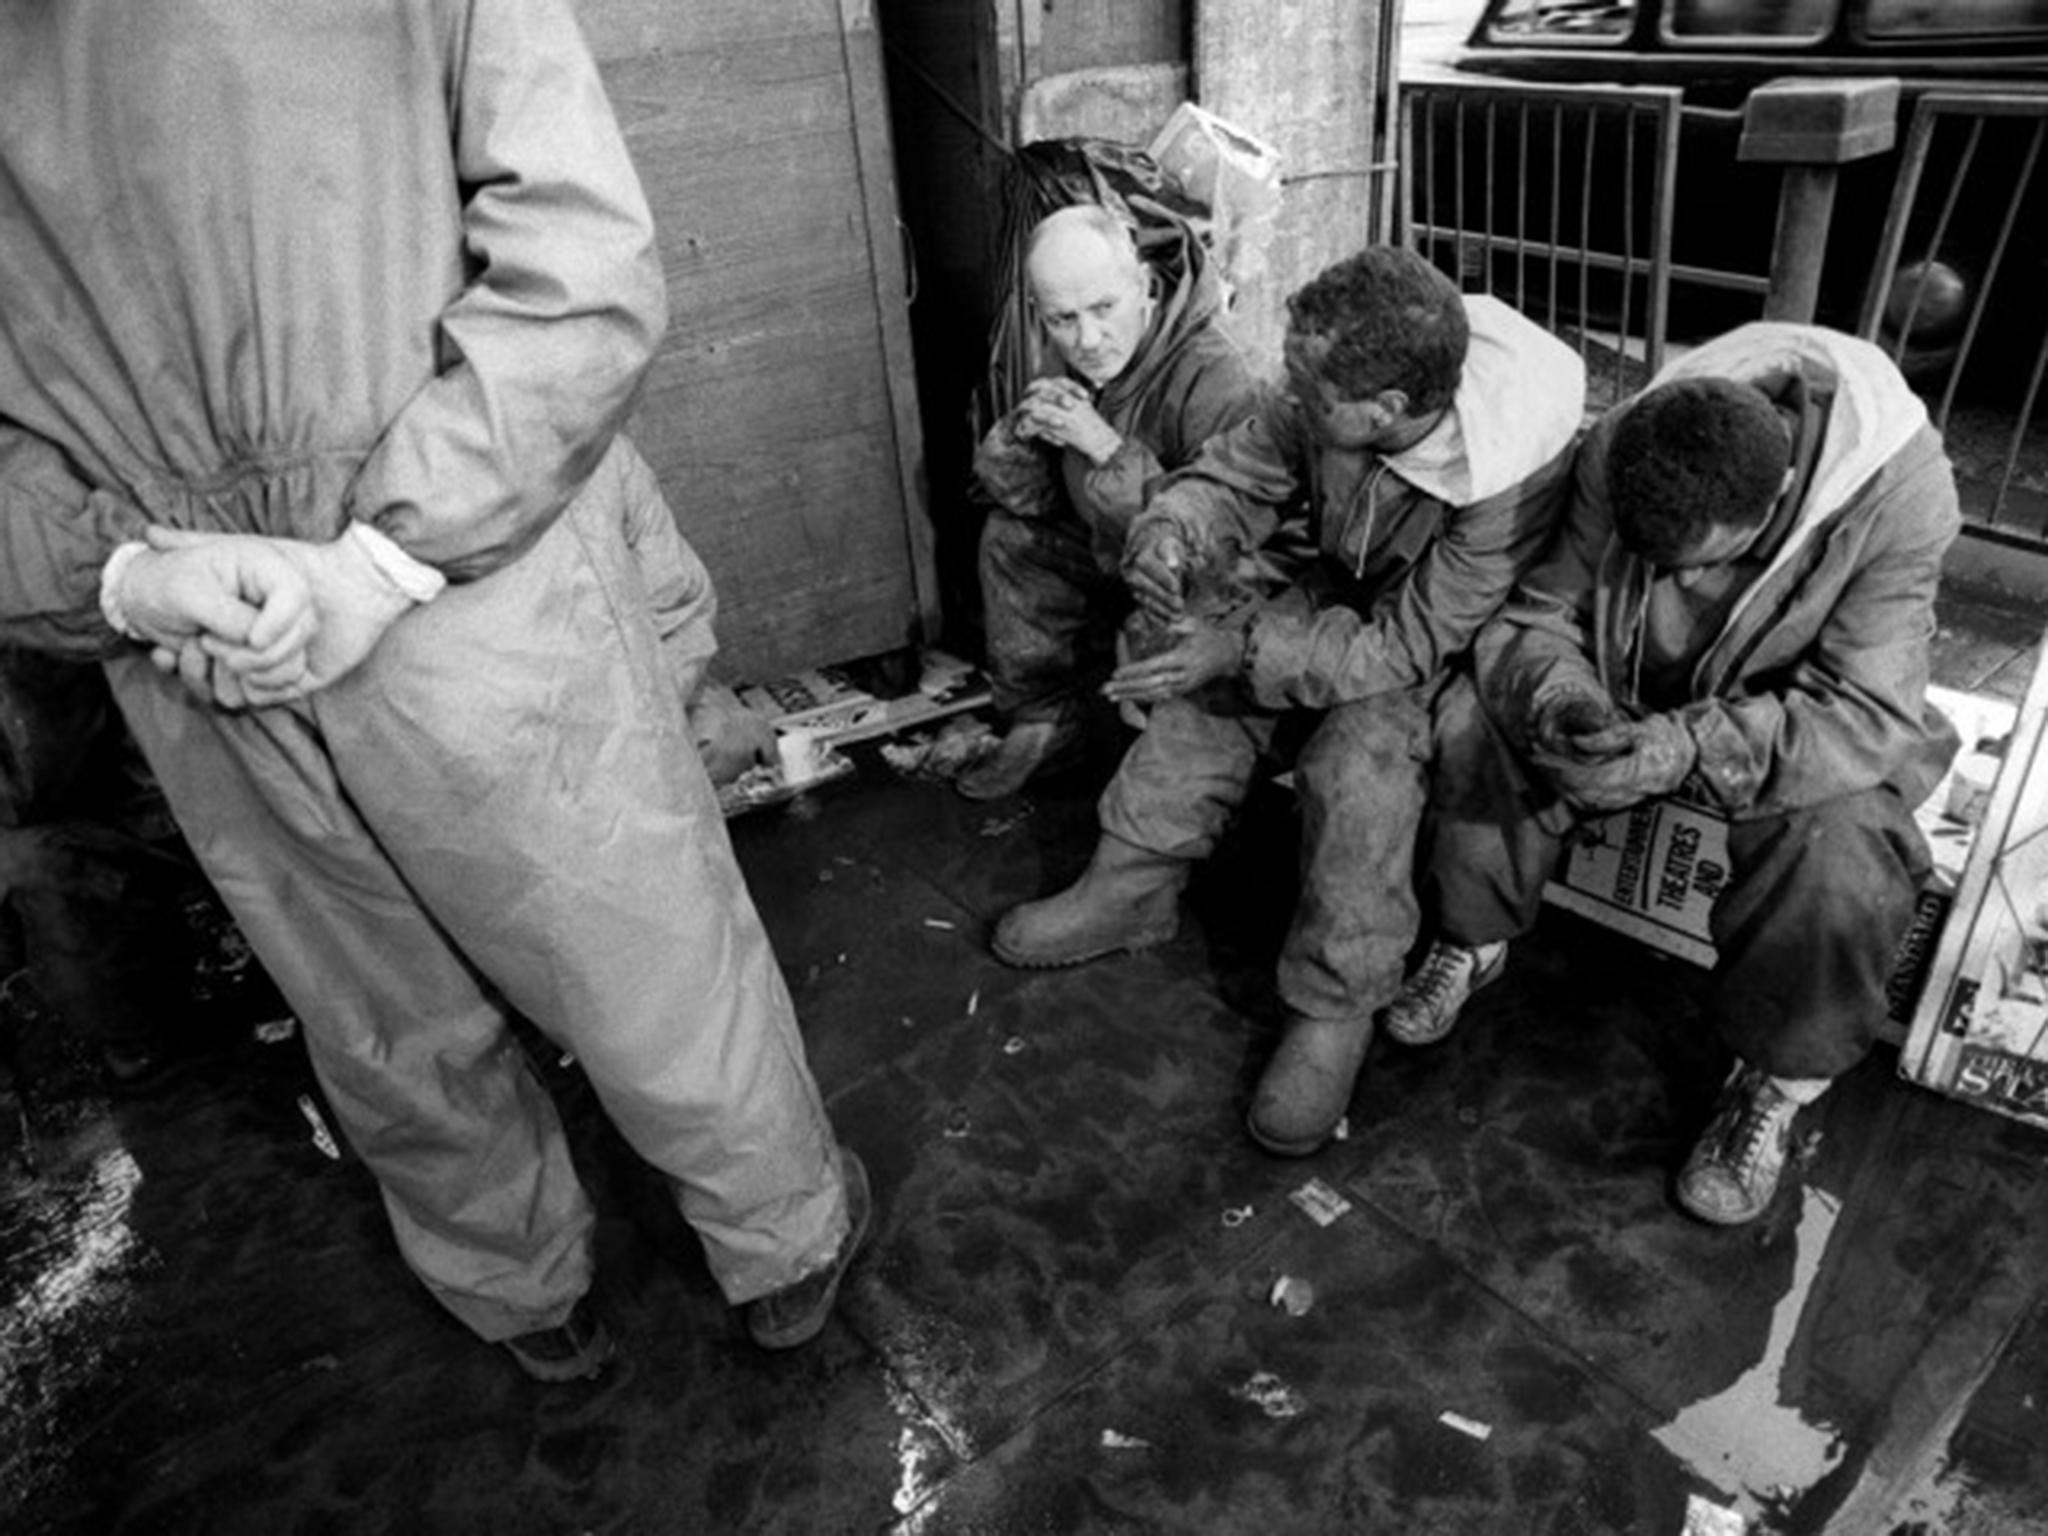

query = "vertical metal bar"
[1644,93,1679,379]
[1515,99,1530,313]
[1483,97,1498,292]
[1858,100,1941,340]
[1549,103,1563,335]
[1400,91,1418,251]
[1895,116,1983,356]
[1618,104,1638,399]
[1579,104,1596,372]
[1422,92,1438,264]
[1453,95,1468,286]
[1994,322,2048,533]
[1939,116,2043,431]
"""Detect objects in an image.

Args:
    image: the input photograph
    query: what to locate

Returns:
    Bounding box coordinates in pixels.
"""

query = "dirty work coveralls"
[974,230,1261,726]
[1426,324,1961,1079]
[0,0,847,1340]
[1105,297,1585,1021]
[0,649,195,1063]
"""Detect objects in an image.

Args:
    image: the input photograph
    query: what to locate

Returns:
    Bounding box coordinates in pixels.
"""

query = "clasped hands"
[117,526,415,710]
[1009,378,1122,467]
[1528,690,1696,813]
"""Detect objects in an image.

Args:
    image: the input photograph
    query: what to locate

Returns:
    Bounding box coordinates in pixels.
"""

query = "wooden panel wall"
[577,0,930,682]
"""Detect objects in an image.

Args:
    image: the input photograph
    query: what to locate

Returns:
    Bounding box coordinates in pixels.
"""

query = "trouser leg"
[1421,673,1572,945]
[319,483,845,1305]
[105,657,595,1343]
[1709,787,1928,1080]
[1099,692,1275,860]
[979,509,1121,723]
[1278,689,1434,1021]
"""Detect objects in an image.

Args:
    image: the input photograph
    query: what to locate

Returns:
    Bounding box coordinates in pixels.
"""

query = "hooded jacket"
[0,0,665,656]
[1481,322,1962,819]
[973,223,1261,568]
[1129,294,1586,710]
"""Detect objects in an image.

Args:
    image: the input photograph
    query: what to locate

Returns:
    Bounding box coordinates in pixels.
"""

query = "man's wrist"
[98,541,151,639]
[345,522,447,604]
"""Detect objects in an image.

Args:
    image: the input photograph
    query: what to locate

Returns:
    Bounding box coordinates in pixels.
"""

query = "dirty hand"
[688,681,777,786]
[146,525,418,707]
[1545,711,1697,813]
[1102,620,1245,704]
[1123,521,1191,622]
[1528,689,1624,764]
[116,535,320,709]
[1012,378,1122,466]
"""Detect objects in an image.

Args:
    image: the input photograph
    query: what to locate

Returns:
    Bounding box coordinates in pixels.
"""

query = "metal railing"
[1401,78,1722,406]
[1858,91,2048,545]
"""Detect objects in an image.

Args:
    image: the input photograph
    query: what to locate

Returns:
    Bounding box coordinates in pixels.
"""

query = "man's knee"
[1297,695,1429,803]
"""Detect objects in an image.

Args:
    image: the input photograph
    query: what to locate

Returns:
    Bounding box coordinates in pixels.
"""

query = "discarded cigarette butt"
[1438,1410,1492,1442]
[967,989,980,1015]
[296,1094,341,1161]
[923,918,956,931]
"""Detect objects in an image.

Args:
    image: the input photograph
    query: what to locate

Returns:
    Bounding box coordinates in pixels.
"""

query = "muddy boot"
[991,834,1187,968]
[1246,1012,1374,1156]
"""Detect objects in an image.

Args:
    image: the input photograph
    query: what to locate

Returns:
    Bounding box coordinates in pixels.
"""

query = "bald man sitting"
[962,203,1262,800]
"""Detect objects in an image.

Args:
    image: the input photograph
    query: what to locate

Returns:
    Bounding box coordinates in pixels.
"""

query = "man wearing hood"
[991,246,1586,1157]
[1393,323,1960,1227]
[961,203,1262,800]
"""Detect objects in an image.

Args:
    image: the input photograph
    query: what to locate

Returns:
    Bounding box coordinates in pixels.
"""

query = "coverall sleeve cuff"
[347,521,448,603]
[97,541,150,639]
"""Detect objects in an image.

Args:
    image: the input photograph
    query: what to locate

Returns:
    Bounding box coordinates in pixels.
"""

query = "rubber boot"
[991,833,1187,968]
[1246,1012,1374,1156]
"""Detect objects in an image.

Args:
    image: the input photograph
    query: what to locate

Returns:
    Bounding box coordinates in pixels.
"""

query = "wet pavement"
[4,577,2048,1536]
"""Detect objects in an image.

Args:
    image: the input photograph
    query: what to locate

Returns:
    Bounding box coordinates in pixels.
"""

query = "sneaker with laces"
[1676,1064,1803,1226]
[747,1146,872,1350]
[502,1297,614,1383]
[1383,939,1509,1047]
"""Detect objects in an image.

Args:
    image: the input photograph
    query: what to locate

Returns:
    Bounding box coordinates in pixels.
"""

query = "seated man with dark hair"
[991,244,1585,1156]
[1395,322,1962,1226]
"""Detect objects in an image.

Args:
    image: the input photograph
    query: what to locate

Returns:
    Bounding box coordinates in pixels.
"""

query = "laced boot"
[1383,939,1509,1047]
[955,716,1084,801]
[991,834,1187,968]
[1246,1012,1375,1157]
[1676,1063,1810,1226]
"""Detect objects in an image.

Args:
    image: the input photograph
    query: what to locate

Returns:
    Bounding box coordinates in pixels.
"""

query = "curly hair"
[1285,246,1468,414]
[1608,377,1791,564]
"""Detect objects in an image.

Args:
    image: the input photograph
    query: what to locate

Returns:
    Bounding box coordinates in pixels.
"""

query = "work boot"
[990,835,1187,968]
[503,1297,614,1383]
[1383,939,1509,1047]
[1246,1012,1375,1157]
[1675,1063,1810,1226]
[748,1146,873,1349]
[955,716,1084,801]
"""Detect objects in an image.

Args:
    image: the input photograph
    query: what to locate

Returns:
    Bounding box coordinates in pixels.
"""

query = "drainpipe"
[1739,76,1901,324]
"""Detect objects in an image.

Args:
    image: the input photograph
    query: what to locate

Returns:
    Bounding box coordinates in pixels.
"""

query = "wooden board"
[578,0,933,681]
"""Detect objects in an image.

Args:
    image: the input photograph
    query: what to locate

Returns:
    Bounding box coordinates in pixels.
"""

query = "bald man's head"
[1024,205,1157,387]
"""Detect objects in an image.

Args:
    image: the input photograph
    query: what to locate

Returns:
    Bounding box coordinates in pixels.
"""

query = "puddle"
[1653,1184,1847,1512]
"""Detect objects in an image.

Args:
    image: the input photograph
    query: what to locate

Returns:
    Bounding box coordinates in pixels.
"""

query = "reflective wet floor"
[4,579,2047,1536]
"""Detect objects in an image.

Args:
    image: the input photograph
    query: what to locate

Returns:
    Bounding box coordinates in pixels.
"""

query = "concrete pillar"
[1194,0,1398,373]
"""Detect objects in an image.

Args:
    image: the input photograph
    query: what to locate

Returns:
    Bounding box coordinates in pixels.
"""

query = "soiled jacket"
[1481,323,1961,819]
[0,0,665,654]
[1130,295,1586,710]
[973,226,1261,568]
